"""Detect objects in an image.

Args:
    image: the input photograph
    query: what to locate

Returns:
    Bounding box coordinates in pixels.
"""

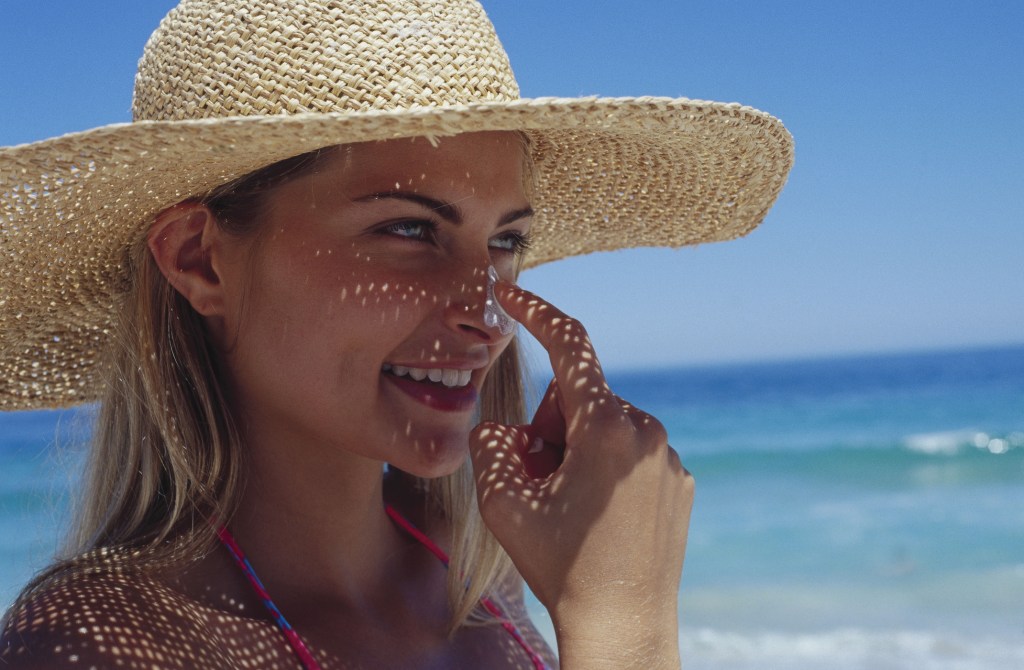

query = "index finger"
[494,281,614,407]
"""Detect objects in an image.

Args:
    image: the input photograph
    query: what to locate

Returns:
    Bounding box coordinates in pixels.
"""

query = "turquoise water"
[2,345,1023,668]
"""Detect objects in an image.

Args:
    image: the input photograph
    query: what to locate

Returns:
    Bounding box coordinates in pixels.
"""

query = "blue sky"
[2,1,1021,369]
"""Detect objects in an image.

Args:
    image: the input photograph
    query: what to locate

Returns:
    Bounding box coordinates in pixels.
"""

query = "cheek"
[254,247,443,327]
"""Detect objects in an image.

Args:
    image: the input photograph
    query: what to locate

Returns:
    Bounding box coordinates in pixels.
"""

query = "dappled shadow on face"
[221,133,530,465]
[365,264,499,461]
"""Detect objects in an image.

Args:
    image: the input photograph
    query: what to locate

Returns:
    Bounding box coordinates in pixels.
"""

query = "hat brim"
[0,95,793,409]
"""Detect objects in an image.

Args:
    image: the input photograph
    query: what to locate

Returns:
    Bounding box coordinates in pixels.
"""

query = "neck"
[227,430,410,610]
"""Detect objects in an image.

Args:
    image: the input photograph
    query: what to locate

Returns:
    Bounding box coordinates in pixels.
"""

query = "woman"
[0,1,792,668]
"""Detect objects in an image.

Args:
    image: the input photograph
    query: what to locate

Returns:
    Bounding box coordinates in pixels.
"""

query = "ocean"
[2,345,1022,668]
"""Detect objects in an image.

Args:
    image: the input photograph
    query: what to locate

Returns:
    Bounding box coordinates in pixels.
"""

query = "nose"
[441,264,510,343]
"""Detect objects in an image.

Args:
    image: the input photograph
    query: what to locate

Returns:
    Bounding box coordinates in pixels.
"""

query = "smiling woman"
[0,0,791,668]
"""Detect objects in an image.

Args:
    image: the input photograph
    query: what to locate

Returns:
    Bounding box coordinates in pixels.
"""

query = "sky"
[1,1,1021,370]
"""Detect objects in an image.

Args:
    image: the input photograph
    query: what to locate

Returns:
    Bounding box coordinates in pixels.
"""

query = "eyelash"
[380,220,533,256]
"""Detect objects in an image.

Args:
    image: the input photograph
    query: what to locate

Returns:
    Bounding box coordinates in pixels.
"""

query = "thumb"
[521,379,567,479]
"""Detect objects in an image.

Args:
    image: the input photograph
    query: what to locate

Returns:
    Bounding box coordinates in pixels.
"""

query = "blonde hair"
[11,138,532,632]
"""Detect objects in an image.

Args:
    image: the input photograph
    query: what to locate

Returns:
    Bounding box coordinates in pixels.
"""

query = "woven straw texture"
[0,0,794,409]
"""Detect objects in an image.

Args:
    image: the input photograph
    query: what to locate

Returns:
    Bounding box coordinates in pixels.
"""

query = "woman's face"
[214,132,532,477]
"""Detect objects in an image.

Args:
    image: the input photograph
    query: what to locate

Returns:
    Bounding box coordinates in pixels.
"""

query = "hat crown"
[132,0,520,122]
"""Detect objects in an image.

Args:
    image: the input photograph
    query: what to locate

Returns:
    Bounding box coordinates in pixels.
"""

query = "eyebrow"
[354,191,534,228]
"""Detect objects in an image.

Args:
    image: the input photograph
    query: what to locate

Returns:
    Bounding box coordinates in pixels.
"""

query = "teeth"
[384,364,474,388]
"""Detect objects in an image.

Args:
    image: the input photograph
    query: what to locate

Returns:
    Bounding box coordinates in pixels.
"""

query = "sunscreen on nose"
[484,266,515,335]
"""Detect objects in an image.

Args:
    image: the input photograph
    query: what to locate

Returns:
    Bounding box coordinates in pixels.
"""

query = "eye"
[489,230,533,256]
[380,219,437,242]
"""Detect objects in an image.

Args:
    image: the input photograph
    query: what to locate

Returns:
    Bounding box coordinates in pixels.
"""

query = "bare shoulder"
[1,557,225,669]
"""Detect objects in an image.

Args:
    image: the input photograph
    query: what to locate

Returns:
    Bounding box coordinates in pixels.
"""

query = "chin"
[393,434,471,479]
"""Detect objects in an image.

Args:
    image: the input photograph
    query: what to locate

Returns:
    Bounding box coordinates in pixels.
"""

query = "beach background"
[3,344,1023,668]
[2,1,1023,668]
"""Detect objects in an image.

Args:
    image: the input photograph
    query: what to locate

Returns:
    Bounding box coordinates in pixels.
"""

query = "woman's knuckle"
[559,316,588,343]
[636,413,668,444]
[679,464,695,493]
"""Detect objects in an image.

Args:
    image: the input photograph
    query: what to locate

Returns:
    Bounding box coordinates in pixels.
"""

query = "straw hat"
[0,0,793,410]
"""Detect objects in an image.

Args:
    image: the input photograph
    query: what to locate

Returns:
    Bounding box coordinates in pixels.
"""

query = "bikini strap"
[217,525,321,670]
[384,505,550,670]
[217,509,550,670]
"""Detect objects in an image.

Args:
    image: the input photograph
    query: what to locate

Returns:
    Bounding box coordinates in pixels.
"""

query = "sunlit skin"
[102,130,693,669]
[144,132,559,667]
[208,133,531,478]
[470,283,693,669]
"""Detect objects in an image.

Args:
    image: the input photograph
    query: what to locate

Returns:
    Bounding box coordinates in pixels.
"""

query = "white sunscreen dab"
[484,265,515,335]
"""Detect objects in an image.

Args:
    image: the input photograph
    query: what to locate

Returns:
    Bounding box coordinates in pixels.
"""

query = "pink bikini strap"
[217,525,321,670]
[218,507,549,670]
[384,505,550,670]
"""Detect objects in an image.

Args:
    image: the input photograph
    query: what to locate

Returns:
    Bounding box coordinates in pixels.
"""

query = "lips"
[382,363,480,412]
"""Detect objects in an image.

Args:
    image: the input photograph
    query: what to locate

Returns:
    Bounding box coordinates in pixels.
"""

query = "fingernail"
[484,265,515,335]
[528,437,545,454]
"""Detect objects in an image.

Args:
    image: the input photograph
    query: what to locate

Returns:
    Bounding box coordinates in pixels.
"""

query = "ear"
[147,201,226,317]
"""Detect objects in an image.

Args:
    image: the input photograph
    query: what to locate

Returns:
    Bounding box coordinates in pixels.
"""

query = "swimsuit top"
[217,505,549,670]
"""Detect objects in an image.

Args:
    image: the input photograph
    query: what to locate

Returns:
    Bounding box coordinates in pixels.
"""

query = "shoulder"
[1,554,224,669]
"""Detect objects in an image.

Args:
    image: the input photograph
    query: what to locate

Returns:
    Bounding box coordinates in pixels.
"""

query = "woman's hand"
[468,282,694,670]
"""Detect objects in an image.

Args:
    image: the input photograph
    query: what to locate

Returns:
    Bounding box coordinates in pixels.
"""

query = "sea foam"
[680,627,1024,670]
